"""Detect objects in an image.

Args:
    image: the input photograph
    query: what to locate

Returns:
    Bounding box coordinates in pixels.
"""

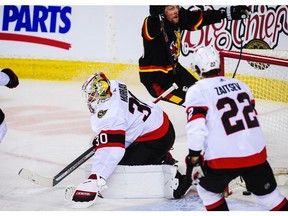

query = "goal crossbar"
[219,50,288,76]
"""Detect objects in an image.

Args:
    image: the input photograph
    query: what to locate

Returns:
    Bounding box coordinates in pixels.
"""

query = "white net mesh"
[220,49,288,193]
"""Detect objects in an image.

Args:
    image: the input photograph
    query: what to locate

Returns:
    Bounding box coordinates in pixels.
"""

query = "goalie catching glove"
[71,174,107,208]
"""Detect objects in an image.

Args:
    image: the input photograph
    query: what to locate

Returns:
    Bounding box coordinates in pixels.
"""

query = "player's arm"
[186,105,208,149]
[141,6,163,41]
[71,129,126,208]
[185,104,207,179]
[202,5,251,26]
[90,129,126,179]
[184,87,208,178]
[181,6,251,31]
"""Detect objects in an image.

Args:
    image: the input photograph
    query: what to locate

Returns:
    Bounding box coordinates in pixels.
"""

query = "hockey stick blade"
[18,146,95,187]
[18,168,54,187]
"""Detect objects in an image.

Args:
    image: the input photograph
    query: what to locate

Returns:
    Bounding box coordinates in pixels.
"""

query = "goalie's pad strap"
[85,164,178,198]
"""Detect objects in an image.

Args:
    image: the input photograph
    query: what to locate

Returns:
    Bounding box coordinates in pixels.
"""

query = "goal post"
[219,49,288,193]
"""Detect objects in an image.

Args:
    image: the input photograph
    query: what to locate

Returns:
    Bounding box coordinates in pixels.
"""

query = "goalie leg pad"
[85,164,179,199]
[162,165,179,199]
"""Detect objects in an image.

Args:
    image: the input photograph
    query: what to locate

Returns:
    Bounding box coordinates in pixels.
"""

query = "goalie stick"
[18,146,95,187]
[18,82,178,187]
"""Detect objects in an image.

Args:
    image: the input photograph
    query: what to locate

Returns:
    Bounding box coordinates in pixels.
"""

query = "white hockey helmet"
[82,72,112,113]
[190,45,220,78]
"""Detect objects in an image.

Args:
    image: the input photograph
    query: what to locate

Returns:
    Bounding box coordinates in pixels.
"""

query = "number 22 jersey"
[185,76,267,169]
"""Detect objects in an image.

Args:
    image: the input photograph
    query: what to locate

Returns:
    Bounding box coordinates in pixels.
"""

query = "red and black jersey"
[138,7,225,87]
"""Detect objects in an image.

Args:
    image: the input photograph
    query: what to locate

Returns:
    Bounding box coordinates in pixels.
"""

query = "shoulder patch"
[97,109,108,118]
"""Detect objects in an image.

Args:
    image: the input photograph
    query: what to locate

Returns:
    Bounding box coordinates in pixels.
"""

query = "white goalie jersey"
[89,80,168,179]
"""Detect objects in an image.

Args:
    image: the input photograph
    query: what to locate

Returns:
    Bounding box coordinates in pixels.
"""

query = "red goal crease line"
[0,32,71,50]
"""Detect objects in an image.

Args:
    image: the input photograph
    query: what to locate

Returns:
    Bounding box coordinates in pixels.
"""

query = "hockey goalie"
[67,72,194,208]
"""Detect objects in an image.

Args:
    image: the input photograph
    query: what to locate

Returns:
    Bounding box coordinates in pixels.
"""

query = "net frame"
[219,50,288,76]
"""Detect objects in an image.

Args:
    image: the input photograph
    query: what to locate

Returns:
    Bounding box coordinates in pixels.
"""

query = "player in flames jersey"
[71,72,189,208]
[184,46,288,211]
[139,5,251,106]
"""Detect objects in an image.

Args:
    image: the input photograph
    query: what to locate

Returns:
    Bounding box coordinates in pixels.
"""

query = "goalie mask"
[190,46,220,78]
[82,72,112,113]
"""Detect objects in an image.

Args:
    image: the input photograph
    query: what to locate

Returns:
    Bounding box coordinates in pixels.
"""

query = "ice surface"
[0,80,287,212]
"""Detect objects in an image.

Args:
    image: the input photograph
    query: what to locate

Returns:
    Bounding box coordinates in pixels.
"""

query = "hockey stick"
[152,82,178,103]
[232,37,243,78]
[159,14,177,75]
[232,17,248,78]
[18,146,95,187]
[18,82,178,187]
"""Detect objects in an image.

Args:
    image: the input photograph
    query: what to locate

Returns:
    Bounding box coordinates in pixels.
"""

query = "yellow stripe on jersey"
[192,11,203,31]
[139,65,175,74]
[168,95,183,104]
[143,17,154,41]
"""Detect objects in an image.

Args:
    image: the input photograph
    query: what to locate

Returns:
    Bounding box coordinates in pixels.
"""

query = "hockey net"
[219,49,288,194]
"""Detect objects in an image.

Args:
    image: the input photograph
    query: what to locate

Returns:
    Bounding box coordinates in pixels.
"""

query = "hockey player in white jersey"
[71,72,189,208]
[0,68,19,143]
[184,46,288,211]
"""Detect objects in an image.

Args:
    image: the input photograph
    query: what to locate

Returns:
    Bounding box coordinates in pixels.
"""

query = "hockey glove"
[72,174,107,208]
[186,154,205,184]
[1,68,19,88]
[173,154,197,199]
[226,6,251,21]
[149,5,165,18]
